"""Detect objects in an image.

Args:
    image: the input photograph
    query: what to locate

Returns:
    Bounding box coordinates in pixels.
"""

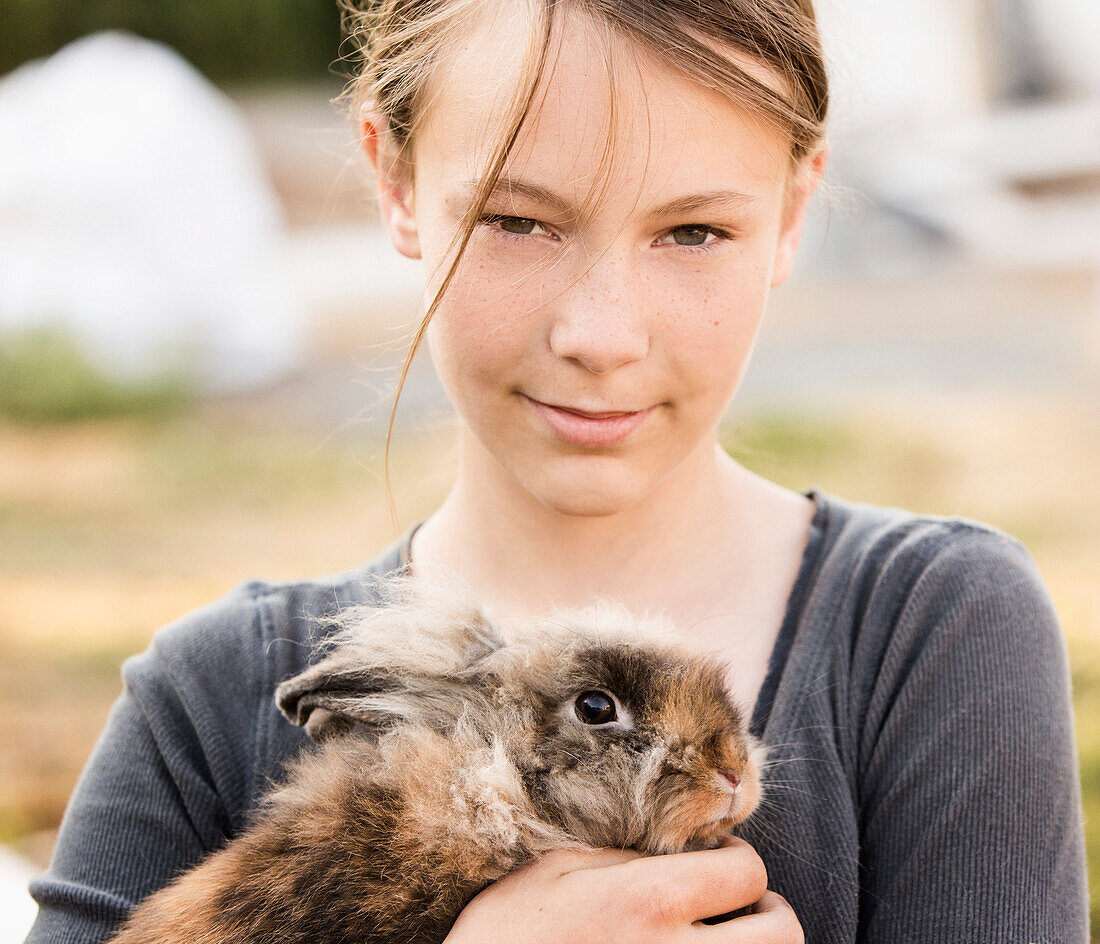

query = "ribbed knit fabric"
[24,490,1088,944]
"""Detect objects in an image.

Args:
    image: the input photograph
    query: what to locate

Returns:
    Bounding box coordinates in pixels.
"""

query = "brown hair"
[332,0,829,522]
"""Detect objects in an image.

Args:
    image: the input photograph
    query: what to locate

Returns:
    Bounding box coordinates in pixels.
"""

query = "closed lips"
[524,396,655,447]
[532,399,643,417]
[552,406,636,418]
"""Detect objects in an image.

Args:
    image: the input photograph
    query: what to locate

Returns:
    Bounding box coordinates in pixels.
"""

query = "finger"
[750,890,790,915]
[609,838,768,926]
[700,891,803,944]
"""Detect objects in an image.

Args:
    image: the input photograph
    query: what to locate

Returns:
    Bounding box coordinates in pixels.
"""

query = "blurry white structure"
[0,30,305,392]
[818,0,1100,127]
[853,98,1100,270]
[279,222,424,332]
[0,848,36,943]
[1027,0,1100,97]
[816,0,989,129]
[815,0,1100,273]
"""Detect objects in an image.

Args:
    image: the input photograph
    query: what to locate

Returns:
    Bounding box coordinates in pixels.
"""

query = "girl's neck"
[408,427,806,626]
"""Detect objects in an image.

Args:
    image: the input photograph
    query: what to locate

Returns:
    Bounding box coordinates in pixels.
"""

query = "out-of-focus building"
[0,30,306,392]
[814,0,1099,273]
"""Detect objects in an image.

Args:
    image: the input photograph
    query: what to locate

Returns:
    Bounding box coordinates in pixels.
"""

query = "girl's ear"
[769,143,827,288]
[360,114,421,260]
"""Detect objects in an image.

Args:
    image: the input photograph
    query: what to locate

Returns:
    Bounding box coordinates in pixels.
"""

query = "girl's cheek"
[429,291,529,391]
[445,250,546,319]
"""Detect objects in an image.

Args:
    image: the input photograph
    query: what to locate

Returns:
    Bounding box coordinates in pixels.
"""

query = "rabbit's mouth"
[692,766,763,838]
[646,747,766,853]
[660,796,754,853]
[649,775,761,853]
[701,791,750,829]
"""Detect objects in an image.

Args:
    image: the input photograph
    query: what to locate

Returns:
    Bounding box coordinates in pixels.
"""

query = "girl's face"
[374,9,822,517]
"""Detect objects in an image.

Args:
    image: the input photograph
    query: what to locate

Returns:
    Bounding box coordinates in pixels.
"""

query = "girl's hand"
[443,836,804,944]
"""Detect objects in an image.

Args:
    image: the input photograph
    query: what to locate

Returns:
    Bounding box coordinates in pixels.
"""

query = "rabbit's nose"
[719,770,742,793]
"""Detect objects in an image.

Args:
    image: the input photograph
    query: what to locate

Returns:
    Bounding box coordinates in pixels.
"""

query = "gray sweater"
[25,490,1089,943]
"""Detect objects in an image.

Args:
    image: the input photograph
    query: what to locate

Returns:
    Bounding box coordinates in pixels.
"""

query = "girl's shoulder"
[787,490,1064,717]
[117,535,410,816]
[811,487,1028,562]
[754,493,1085,942]
[804,488,1051,618]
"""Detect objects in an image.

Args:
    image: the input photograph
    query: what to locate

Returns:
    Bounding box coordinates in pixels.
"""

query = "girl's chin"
[535,492,636,518]
[512,459,658,518]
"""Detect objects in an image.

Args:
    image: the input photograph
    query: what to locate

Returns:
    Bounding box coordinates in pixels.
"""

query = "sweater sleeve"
[855,526,1088,943]
[23,581,274,944]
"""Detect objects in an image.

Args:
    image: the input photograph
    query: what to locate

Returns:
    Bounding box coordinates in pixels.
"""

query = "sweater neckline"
[394,489,835,740]
[747,488,833,738]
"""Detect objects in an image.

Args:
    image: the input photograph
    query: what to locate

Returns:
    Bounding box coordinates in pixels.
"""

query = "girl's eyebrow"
[453,176,759,218]
[467,176,571,214]
[651,189,760,217]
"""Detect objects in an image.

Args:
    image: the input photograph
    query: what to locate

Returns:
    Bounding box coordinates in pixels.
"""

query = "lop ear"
[275,654,407,741]
[275,577,508,741]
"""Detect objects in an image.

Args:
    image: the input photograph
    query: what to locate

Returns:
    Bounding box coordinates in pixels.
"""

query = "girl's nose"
[548,259,650,374]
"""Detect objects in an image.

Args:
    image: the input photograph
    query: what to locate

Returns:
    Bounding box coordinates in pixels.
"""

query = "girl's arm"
[23,583,273,944]
[856,529,1088,941]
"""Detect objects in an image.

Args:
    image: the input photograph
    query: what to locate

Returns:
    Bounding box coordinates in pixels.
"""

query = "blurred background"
[1,0,1098,938]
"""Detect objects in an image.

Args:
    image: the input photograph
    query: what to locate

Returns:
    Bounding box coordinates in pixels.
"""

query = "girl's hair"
[331,0,829,520]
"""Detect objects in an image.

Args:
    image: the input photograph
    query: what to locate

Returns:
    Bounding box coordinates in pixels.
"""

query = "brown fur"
[108,577,764,944]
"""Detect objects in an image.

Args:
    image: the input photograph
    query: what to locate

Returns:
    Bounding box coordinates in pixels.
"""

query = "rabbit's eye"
[575,691,616,725]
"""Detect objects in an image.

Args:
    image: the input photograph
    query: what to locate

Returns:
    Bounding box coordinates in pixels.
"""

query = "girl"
[25,1,1087,942]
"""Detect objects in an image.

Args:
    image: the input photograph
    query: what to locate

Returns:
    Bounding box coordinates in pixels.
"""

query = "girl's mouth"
[523,396,655,447]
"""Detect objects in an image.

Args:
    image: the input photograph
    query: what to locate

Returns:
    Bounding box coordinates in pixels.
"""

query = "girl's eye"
[657,225,729,249]
[574,690,617,725]
[482,215,549,237]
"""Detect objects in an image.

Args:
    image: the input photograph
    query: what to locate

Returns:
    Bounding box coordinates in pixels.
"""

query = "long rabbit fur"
[107,575,764,944]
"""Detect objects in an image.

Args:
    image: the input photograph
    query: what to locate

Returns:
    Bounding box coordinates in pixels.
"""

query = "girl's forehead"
[411,6,792,212]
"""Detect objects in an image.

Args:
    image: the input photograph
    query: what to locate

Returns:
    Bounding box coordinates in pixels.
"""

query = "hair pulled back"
[331,0,829,517]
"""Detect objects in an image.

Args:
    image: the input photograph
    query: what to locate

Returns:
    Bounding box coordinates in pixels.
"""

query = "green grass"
[722,409,955,510]
[0,327,190,424]
[138,420,379,509]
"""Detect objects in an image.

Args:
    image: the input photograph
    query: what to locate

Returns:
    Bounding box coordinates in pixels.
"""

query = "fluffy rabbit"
[108,577,764,944]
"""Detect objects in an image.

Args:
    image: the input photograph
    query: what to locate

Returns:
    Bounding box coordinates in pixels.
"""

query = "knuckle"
[738,840,765,870]
[722,848,767,905]
[744,865,769,904]
[647,884,681,928]
[773,898,804,943]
